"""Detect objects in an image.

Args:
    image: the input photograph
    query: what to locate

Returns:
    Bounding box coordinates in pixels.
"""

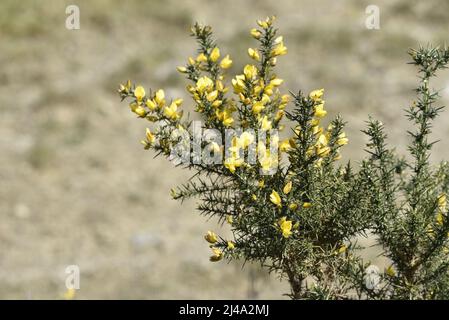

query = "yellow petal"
[210,47,220,62]
[309,89,324,101]
[134,86,146,101]
[155,89,165,105]
[283,181,292,194]
[248,48,261,61]
[204,231,218,244]
[220,55,233,69]
[270,190,282,207]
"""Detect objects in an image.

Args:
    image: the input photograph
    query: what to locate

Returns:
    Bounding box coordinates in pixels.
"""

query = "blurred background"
[1,0,449,299]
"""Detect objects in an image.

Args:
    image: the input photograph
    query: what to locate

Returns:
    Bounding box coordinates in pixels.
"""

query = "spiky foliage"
[116,16,449,300]
[361,46,449,299]
[117,17,371,299]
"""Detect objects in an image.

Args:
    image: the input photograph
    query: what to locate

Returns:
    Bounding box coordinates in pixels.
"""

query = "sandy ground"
[1,0,449,299]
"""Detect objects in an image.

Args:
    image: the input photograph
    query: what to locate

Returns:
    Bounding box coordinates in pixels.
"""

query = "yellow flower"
[155,89,165,105]
[118,80,131,93]
[314,104,327,118]
[250,28,262,39]
[260,116,272,131]
[134,86,146,101]
[270,190,282,207]
[222,111,234,127]
[318,133,328,146]
[164,102,180,120]
[289,203,298,210]
[204,231,218,244]
[212,100,222,108]
[278,217,293,238]
[196,76,214,93]
[281,94,290,104]
[259,155,277,172]
[209,247,223,262]
[176,66,187,73]
[145,128,155,145]
[239,132,255,148]
[210,47,220,62]
[336,132,348,146]
[264,84,274,96]
[220,55,233,69]
[337,245,347,254]
[248,48,261,61]
[244,64,258,80]
[386,265,396,277]
[224,156,244,173]
[258,180,265,188]
[303,202,312,208]
[134,105,146,117]
[270,78,284,86]
[188,57,196,65]
[129,101,137,112]
[316,145,331,157]
[196,53,207,63]
[231,75,246,93]
[226,215,233,224]
[251,194,258,201]
[252,101,265,114]
[271,41,287,56]
[283,181,292,194]
[257,16,275,29]
[309,89,324,101]
[206,90,219,102]
[227,241,235,250]
[257,21,268,29]
[145,99,157,110]
[280,139,292,152]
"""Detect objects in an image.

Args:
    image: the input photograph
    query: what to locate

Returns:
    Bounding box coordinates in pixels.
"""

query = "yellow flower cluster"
[179,41,238,128]
[117,82,186,150]
[231,67,288,129]
[203,231,235,262]
[303,89,348,167]
[257,139,279,173]
[189,75,236,127]
[275,216,299,239]
[267,182,303,238]
[119,17,356,265]
[224,133,254,173]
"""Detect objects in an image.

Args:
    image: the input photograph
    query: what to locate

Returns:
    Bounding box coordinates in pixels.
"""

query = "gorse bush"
[361,47,449,299]
[117,16,449,299]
